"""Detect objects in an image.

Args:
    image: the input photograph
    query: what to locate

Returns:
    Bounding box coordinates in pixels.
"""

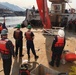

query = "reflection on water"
[0,16,25,27]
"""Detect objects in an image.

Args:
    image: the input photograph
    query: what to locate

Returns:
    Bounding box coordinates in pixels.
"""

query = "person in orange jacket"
[0,29,15,75]
[49,29,66,67]
[24,25,39,61]
[13,24,24,58]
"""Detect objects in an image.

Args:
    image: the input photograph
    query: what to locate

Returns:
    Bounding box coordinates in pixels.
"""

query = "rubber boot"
[28,55,30,62]
[49,61,54,67]
[34,55,39,61]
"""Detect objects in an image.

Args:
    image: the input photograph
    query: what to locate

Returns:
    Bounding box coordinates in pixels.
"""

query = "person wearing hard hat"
[24,25,39,61]
[13,24,24,58]
[0,29,15,75]
[49,29,66,67]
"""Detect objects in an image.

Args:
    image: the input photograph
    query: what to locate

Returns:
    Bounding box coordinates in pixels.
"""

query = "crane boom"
[36,0,52,29]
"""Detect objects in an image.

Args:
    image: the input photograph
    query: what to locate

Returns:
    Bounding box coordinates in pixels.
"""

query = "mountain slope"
[0,3,8,9]
[0,2,25,11]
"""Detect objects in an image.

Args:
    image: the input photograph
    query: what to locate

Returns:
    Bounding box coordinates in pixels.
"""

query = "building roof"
[49,0,68,3]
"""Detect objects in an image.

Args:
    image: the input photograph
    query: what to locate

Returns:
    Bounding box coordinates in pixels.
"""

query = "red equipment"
[36,0,51,29]
[65,53,76,61]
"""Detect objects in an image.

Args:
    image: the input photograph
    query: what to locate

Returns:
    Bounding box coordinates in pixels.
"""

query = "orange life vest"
[0,39,10,54]
[55,36,64,47]
[15,30,20,39]
[25,32,33,40]
[0,25,3,31]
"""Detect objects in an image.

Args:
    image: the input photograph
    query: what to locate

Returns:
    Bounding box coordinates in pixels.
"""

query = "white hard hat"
[58,29,65,37]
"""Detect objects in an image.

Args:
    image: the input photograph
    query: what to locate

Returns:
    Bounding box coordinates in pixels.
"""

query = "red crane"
[36,0,52,29]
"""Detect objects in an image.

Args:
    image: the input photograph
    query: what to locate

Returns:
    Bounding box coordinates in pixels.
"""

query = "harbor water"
[0,16,25,27]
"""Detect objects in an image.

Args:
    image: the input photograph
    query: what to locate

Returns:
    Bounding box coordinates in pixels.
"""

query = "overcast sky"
[0,0,76,9]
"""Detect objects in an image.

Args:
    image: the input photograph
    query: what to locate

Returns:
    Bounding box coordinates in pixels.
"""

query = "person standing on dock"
[49,29,66,67]
[13,24,24,58]
[0,29,15,75]
[2,15,8,30]
[68,19,73,31]
[24,25,39,61]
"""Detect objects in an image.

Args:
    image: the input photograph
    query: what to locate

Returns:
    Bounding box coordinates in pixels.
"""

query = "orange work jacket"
[0,39,9,54]
[55,36,64,47]
[25,32,33,40]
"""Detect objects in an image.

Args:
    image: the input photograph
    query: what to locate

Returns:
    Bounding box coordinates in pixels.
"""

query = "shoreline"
[0,16,25,28]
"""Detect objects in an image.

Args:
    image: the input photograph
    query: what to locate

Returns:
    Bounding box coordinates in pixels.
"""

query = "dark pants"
[74,24,76,32]
[68,24,72,31]
[51,49,63,66]
[26,40,36,57]
[15,39,23,56]
[3,58,12,75]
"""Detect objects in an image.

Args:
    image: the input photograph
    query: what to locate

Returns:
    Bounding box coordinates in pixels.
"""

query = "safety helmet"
[1,29,8,35]
[15,24,21,28]
[58,29,65,37]
[27,25,32,29]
